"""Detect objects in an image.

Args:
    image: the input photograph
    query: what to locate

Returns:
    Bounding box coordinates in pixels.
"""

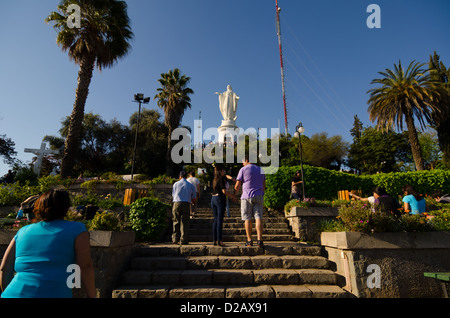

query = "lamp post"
[131,93,150,181]
[294,122,306,200]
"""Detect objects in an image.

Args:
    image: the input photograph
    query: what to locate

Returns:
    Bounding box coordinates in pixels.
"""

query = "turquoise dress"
[1,220,87,298]
[402,194,426,215]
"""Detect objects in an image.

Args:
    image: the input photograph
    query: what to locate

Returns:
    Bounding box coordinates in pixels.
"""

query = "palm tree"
[367,60,439,171]
[154,68,194,175]
[429,51,450,167]
[46,0,133,178]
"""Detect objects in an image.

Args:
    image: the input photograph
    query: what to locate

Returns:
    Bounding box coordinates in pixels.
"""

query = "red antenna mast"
[276,0,288,136]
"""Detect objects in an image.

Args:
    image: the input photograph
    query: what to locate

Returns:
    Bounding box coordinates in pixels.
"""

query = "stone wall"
[286,207,339,243]
[320,231,450,298]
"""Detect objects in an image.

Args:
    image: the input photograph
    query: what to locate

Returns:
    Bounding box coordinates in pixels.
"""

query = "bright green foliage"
[89,211,121,231]
[129,197,170,242]
[265,166,450,209]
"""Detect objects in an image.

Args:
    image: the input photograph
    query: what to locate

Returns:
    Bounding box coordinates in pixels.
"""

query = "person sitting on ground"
[349,191,375,205]
[402,184,426,215]
[372,186,401,217]
[431,190,450,203]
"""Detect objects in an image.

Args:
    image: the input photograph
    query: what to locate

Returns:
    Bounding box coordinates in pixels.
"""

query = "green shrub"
[88,211,122,231]
[371,170,450,197]
[129,197,170,242]
[428,208,450,231]
[0,182,39,207]
[265,165,374,209]
[337,201,402,233]
[265,166,450,210]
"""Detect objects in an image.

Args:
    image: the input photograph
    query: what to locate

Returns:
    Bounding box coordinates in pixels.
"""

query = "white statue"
[215,85,239,122]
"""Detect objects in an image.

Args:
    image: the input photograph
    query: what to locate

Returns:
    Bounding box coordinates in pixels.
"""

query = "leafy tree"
[45,113,131,175]
[46,0,133,178]
[128,109,168,178]
[347,126,412,174]
[302,133,348,170]
[418,128,443,169]
[350,115,364,141]
[428,51,450,167]
[0,134,17,165]
[367,60,439,171]
[154,68,194,176]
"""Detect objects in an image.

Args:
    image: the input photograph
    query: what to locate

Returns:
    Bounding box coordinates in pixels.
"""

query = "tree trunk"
[404,112,424,171]
[60,55,95,179]
[436,122,450,168]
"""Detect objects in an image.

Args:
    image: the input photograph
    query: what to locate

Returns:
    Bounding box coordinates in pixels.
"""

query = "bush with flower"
[318,199,449,233]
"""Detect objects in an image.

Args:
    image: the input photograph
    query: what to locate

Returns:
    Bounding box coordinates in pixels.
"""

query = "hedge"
[264,166,450,210]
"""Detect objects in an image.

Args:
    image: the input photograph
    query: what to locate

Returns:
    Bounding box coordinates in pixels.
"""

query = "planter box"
[286,206,338,242]
[320,231,450,298]
[89,230,135,247]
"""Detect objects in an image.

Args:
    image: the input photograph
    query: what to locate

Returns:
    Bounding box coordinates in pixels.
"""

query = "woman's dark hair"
[373,186,388,196]
[213,165,224,190]
[402,184,423,201]
[33,190,71,221]
[431,190,444,199]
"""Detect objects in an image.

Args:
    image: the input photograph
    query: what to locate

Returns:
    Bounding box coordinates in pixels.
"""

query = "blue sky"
[1,0,449,177]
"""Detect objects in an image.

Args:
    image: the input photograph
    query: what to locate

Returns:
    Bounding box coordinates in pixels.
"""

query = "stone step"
[137,242,323,257]
[130,255,330,271]
[188,234,296,242]
[190,217,287,223]
[112,284,351,298]
[187,228,291,236]
[120,268,339,287]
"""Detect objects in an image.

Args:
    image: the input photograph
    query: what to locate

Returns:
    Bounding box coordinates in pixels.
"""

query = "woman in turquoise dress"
[402,184,426,215]
[0,190,95,298]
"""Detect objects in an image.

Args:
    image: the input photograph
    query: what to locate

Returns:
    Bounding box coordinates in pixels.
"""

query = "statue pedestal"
[218,120,239,144]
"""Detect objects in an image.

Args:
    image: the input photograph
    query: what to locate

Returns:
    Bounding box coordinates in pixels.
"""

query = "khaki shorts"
[240,195,264,221]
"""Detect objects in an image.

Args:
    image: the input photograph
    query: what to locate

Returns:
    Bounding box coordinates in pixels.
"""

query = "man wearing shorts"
[235,156,266,248]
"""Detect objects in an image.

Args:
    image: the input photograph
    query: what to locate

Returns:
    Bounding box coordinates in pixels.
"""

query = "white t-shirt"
[187,177,200,193]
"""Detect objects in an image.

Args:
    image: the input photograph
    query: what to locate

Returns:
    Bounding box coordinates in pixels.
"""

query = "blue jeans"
[211,195,225,242]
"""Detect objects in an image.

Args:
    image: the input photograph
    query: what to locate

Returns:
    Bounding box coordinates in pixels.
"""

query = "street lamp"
[131,93,150,181]
[293,122,306,200]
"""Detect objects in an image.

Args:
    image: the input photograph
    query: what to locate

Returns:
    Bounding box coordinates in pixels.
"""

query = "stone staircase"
[112,193,351,298]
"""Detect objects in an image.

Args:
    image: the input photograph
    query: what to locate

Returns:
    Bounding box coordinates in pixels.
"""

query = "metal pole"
[298,134,306,200]
[130,101,141,181]
[296,122,306,200]
[276,0,289,136]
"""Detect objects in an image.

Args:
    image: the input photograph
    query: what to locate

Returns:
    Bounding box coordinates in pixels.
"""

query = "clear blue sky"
[1,0,449,177]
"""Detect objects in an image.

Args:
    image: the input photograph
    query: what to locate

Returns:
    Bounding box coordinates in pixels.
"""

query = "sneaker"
[245,241,253,247]
[257,240,264,248]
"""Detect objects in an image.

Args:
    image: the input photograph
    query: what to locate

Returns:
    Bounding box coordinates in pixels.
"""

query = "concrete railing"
[320,231,450,298]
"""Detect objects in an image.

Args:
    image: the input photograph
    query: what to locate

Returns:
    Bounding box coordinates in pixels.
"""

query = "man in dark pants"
[172,171,197,245]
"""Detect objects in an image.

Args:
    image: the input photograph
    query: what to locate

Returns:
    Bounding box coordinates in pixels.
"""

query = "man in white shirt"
[187,171,201,218]
[172,171,197,244]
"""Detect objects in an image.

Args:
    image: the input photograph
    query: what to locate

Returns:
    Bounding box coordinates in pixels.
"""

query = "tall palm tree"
[46,0,133,178]
[367,60,439,171]
[429,51,450,167]
[154,68,194,176]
